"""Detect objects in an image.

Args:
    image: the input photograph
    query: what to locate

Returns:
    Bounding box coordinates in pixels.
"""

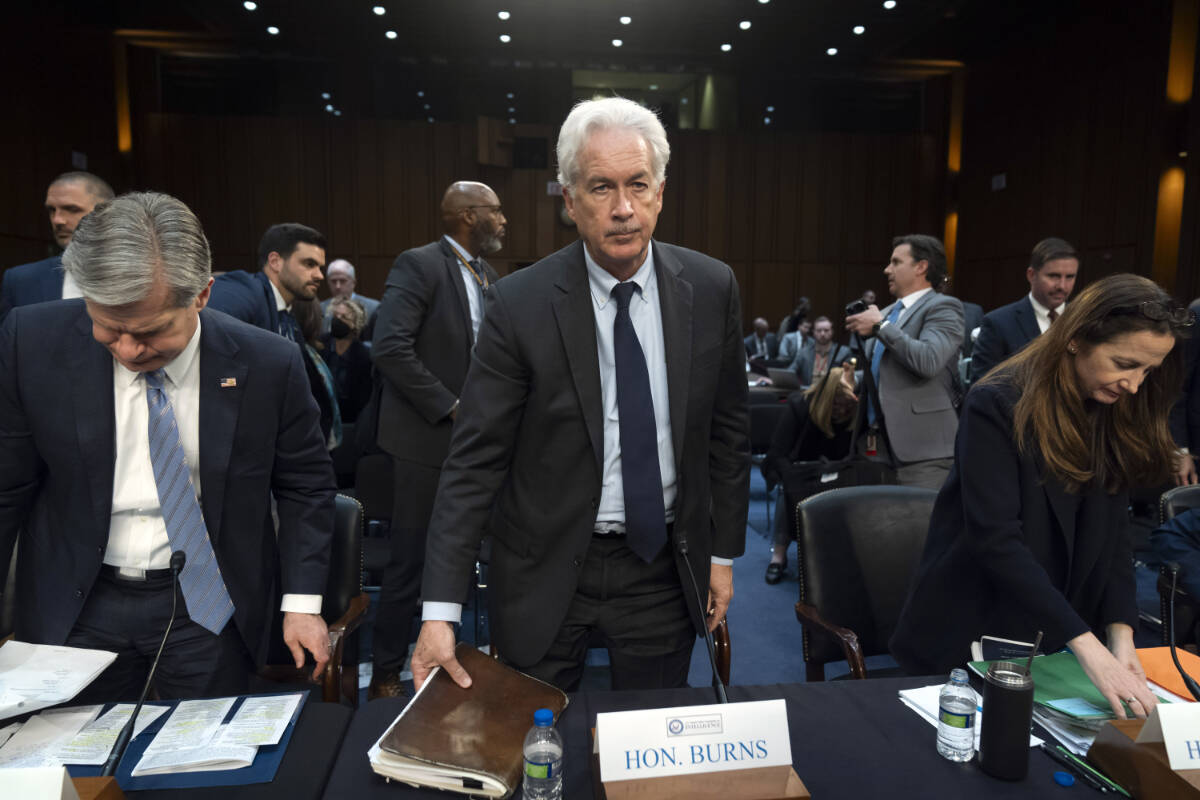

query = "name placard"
[1136,702,1200,772]
[596,699,791,782]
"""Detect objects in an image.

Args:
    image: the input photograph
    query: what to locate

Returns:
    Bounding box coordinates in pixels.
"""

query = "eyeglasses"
[464,204,503,216]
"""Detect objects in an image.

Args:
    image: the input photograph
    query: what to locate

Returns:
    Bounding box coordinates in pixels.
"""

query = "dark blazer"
[0,256,64,320]
[889,379,1135,674]
[761,392,854,489]
[422,240,751,666]
[790,343,853,386]
[373,239,498,466]
[0,301,335,664]
[1169,328,1200,451]
[744,332,778,360]
[320,336,373,424]
[960,301,985,357]
[207,270,282,336]
[969,296,1041,382]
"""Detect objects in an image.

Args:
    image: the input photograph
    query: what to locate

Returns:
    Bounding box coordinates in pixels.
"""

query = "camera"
[844,299,868,316]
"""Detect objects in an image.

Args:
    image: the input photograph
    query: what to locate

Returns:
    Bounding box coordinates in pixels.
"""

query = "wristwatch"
[871,321,882,336]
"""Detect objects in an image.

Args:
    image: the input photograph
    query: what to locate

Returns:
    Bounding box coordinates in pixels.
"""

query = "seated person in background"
[321,297,373,423]
[761,366,858,583]
[890,273,1193,719]
[788,316,852,386]
[745,316,778,361]
[1149,508,1200,597]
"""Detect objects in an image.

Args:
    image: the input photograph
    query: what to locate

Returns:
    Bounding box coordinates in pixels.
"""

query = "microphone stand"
[674,533,729,704]
[1166,562,1200,701]
[101,551,187,777]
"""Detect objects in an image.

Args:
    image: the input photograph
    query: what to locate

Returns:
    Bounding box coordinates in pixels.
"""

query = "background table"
[322,676,1084,799]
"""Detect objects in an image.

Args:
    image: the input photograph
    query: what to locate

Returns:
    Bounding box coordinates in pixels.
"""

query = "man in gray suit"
[846,234,964,491]
[368,181,504,698]
[409,97,750,693]
[320,259,379,338]
[789,316,852,385]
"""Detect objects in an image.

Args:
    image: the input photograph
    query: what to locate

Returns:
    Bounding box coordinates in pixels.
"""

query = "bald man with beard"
[367,181,506,698]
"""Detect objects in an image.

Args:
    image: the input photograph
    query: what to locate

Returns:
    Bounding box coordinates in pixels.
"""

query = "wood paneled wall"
[127,113,944,332]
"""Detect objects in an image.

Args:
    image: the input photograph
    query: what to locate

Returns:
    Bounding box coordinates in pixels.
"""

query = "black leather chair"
[354,453,393,585]
[259,493,370,704]
[750,400,788,527]
[1156,484,1200,646]
[793,485,937,681]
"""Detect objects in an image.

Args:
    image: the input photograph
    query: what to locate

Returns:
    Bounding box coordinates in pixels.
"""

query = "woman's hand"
[1069,628,1156,719]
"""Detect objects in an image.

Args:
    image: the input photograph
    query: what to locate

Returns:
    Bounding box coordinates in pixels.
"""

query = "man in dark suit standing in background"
[745,316,778,361]
[969,237,1079,381]
[0,192,335,701]
[367,181,505,698]
[0,171,114,320]
[409,97,750,693]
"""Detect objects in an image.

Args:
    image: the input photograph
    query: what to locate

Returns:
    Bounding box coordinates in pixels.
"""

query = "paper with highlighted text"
[596,699,792,782]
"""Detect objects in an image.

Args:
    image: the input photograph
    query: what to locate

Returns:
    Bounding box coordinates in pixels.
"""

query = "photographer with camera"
[844,234,964,491]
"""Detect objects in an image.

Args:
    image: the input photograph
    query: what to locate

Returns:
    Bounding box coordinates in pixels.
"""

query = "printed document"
[0,641,116,720]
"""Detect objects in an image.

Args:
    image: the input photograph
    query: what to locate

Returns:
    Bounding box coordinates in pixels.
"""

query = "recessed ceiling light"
[417,90,425,97]
[428,117,435,123]
[508,106,515,112]
[321,92,331,100]
[334,110,342,116]
[612,39,623,47]
[373,5,386,15]
[325,104,333,112]
[826,47,838,55]
[500,34,511,43]
[619,16,632,25]
[764,117,771,125]
[853,25,865,35]
[680,97,688,104]
[507,92,514,99]
[721,43,732,52]
[243,1,257,9]
[498,11,510,20]
[266,25,279,35]
[883,0,897,8]
[766,105,775,112]
[739,21,751,30]
[649,84,658,90]
[385,30,397,39]
[423,103,430,110]
[758,0,770,4]
[509,118,516,124]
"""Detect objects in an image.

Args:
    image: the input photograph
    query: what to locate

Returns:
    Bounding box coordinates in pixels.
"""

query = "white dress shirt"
[1028,292,1065,334]
[444,235,485,339]
[104,319,319,614]
[61,268,82,300]
[880,286,933,330]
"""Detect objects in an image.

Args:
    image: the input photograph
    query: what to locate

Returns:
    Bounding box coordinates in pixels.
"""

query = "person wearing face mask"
[320,297,372,423]
[760,366,859,583]
[891,273,1194,721]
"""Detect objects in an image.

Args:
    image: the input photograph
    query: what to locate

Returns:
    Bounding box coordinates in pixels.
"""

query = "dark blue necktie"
[611,282,666,562]
[868,301,904,426]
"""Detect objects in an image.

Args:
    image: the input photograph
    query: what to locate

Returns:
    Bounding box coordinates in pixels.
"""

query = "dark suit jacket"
[1169,328,1200,451]
[790,343,853,386]
[889,379,1135,674]
[969,296,1040,382]
[0,256,64,321]
[744,332,777,360]
[0,302,335,664]
[422,240,751,666]
[207,270,282,335]
[373,239,499,466]
[960,301,985,357]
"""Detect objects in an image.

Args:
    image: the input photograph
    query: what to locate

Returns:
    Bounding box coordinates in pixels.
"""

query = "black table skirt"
[323,677,1077,799]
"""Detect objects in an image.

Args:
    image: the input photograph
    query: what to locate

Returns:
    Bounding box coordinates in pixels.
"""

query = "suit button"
[74,589,83,599]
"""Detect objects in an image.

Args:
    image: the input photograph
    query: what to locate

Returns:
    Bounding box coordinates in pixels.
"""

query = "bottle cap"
[534,708,554,726]
[1053,771,1075,787]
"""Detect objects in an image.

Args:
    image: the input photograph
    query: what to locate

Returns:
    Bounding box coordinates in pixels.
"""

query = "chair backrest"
[796,485,937,669]
[354,453,394,522]
[1161,484,1200,524]
[749,401,787,455]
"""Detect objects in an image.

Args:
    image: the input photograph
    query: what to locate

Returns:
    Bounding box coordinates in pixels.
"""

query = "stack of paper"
[0,641,116,720]
[897,684,1043,750]
[0,706,102,768]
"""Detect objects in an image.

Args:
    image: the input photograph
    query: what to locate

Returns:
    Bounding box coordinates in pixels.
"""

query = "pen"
[1054,745,1131,798]
[1039,744,1107,792]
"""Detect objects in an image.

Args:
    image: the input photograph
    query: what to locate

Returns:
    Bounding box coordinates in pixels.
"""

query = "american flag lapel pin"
[220,377,237,388]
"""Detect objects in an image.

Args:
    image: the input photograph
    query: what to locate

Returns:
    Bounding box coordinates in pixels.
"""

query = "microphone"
[102,550,187,777]
[673,530,729,704]
[1165,562,1200,701]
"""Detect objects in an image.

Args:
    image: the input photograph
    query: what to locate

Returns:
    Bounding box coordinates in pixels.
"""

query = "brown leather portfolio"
[372,644,568,799]
[1088,718,1200,799]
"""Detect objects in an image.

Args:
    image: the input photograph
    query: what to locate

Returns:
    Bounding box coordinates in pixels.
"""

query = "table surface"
[322,676,1084,799]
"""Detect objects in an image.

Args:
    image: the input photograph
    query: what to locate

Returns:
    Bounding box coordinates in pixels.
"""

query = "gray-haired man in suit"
[845,234,964,491]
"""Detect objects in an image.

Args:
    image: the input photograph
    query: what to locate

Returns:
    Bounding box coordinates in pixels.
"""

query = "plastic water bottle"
[936,668,976,762]
[522,707,563,800]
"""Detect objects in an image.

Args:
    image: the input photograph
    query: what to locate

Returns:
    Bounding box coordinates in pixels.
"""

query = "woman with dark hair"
[321,297,373,423]
[292,297,342,449]
[890,273,1193,719]
[761,365,858,583]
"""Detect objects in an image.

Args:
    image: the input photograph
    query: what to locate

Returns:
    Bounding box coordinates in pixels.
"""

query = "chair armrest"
[323,592,370,702]
[794,601,867,679]
[712,619,731,686]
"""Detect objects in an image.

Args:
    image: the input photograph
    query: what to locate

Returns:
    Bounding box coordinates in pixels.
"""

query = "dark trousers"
[373,457,440,671]
[512,537,695,693]
[66,570,253,703]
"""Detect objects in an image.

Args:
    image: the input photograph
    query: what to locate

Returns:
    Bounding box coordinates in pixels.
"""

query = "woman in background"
[890,274,1193,719]
[321,296,373,423]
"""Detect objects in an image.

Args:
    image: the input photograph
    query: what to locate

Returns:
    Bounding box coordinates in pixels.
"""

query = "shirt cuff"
[711,556,734,566]
[281,593,323,614]
[422,601,463,624]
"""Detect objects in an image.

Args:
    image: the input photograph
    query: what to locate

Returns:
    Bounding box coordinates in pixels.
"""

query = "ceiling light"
[826,47,838,55]
[508,106,515,112]
[498,11,510,20]
[649,84,658,90]
[612,39,623,47]
[739,21,751,31]
[721,43,732,52]
[428,117,435,123]
[321,92,331,100]
[325,104,333,112]
[500,34,511,43]
[509,118,516,124]
[386,30,397,39]
[417,90,425,97]
[854,25,865,34]
[334,110,342,116]
[507,92,514,99]
[764,117,771,125]
[619,16,632,25]
[373,5,386,15]
[766,105,775,112]
[680,97,688,104]
[266,26,280,35]
[423,103,430,110]
[243,1,257,9]
[758,0,770,4]
[883,0,897,8]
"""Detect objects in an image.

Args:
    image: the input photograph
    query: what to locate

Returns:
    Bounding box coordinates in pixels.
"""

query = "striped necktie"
[145,369,235,635]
